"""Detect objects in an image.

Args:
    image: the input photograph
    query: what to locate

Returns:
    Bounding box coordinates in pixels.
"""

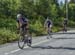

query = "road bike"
[18,27,32,49]
[47,28,52,39]
[63,24,67,32]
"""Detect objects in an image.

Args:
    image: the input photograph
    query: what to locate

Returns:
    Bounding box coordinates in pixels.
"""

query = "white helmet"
[17,14,22,18]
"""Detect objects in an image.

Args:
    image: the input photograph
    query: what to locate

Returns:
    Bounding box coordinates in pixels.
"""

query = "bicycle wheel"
[63,27,67,32]
[47,30,52,39]
[27,36,32,47]
[18,35,25,49]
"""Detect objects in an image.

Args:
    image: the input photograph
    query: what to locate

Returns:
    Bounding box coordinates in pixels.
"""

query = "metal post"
[66,0,68,20]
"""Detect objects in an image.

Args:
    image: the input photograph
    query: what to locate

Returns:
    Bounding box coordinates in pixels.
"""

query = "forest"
[0,0,75,44]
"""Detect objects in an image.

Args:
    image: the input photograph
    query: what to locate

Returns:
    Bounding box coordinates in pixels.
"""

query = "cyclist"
[44,17,53,38]
[17,14,29,34]
[17,14,31,46]
[63,18,68,32]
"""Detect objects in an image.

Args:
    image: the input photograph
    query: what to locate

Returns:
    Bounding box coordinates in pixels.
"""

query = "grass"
[0,28,18,44]
[0,26,60,44]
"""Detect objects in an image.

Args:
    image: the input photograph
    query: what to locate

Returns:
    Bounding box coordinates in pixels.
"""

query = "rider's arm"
[17,19,22,29]
[16,19,19,29]
[44,20,47,28]
[27,20,29,28]
[51,20,53,26]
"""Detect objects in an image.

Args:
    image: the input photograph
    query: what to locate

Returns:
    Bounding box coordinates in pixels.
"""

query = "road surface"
[0,30,75,55]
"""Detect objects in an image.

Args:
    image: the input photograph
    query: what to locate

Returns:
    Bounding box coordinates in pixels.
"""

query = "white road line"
[4,39,49,55]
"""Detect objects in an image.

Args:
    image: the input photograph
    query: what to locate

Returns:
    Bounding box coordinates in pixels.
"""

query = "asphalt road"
[0,30,75,55]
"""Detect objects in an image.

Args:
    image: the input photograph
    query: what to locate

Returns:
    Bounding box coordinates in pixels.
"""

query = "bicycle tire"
[27,36,32,47]
[47,30,52,39]
[18,35,25,49]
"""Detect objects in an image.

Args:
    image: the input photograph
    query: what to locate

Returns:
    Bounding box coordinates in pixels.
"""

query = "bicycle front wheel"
[18,36,25,49]
[47,30,52,39]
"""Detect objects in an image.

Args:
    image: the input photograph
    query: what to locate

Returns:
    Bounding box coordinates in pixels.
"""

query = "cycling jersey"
[17,17,29,29]
[47,20,51,27]
[17,17,28,25]
[45,19,52,28]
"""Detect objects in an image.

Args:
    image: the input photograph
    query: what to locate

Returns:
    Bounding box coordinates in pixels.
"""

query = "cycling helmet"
[17,14,22,19]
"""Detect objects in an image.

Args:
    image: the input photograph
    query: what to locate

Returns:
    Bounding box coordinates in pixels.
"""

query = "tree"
[70,0,75,3]
[68,2,75,21]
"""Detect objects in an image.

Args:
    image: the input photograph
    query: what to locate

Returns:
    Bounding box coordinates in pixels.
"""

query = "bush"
[0,18,17,31]
[68,20,75,28]
[30,20,45,36]
[0,28,18,44]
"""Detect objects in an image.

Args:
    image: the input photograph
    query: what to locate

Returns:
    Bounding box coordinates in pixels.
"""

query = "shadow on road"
[22,37,75,50]
[31,37,75,50]
[53,37,75,40]
[31,46,75,50]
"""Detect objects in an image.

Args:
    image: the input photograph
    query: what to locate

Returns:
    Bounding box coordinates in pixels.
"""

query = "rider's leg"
[47,27,52,38]
[26,28,32,46]
[49,25,52,38]
[63,24,65,32]
[64,24,67,32]
[65,25,67,32]
[48,25,52,34]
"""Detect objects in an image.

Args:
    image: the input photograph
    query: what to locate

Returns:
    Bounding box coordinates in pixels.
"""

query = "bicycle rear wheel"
[18,35,25,49]
[27,36,32,47]
[47,30,52,39]
[63,27,67,32]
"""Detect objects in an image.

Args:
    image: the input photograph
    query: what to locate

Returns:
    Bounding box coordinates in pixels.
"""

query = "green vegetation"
[0,0,75,44]
[0,28,18,44]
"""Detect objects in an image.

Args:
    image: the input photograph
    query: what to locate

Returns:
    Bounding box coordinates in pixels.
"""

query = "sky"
[58,0,70,4]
